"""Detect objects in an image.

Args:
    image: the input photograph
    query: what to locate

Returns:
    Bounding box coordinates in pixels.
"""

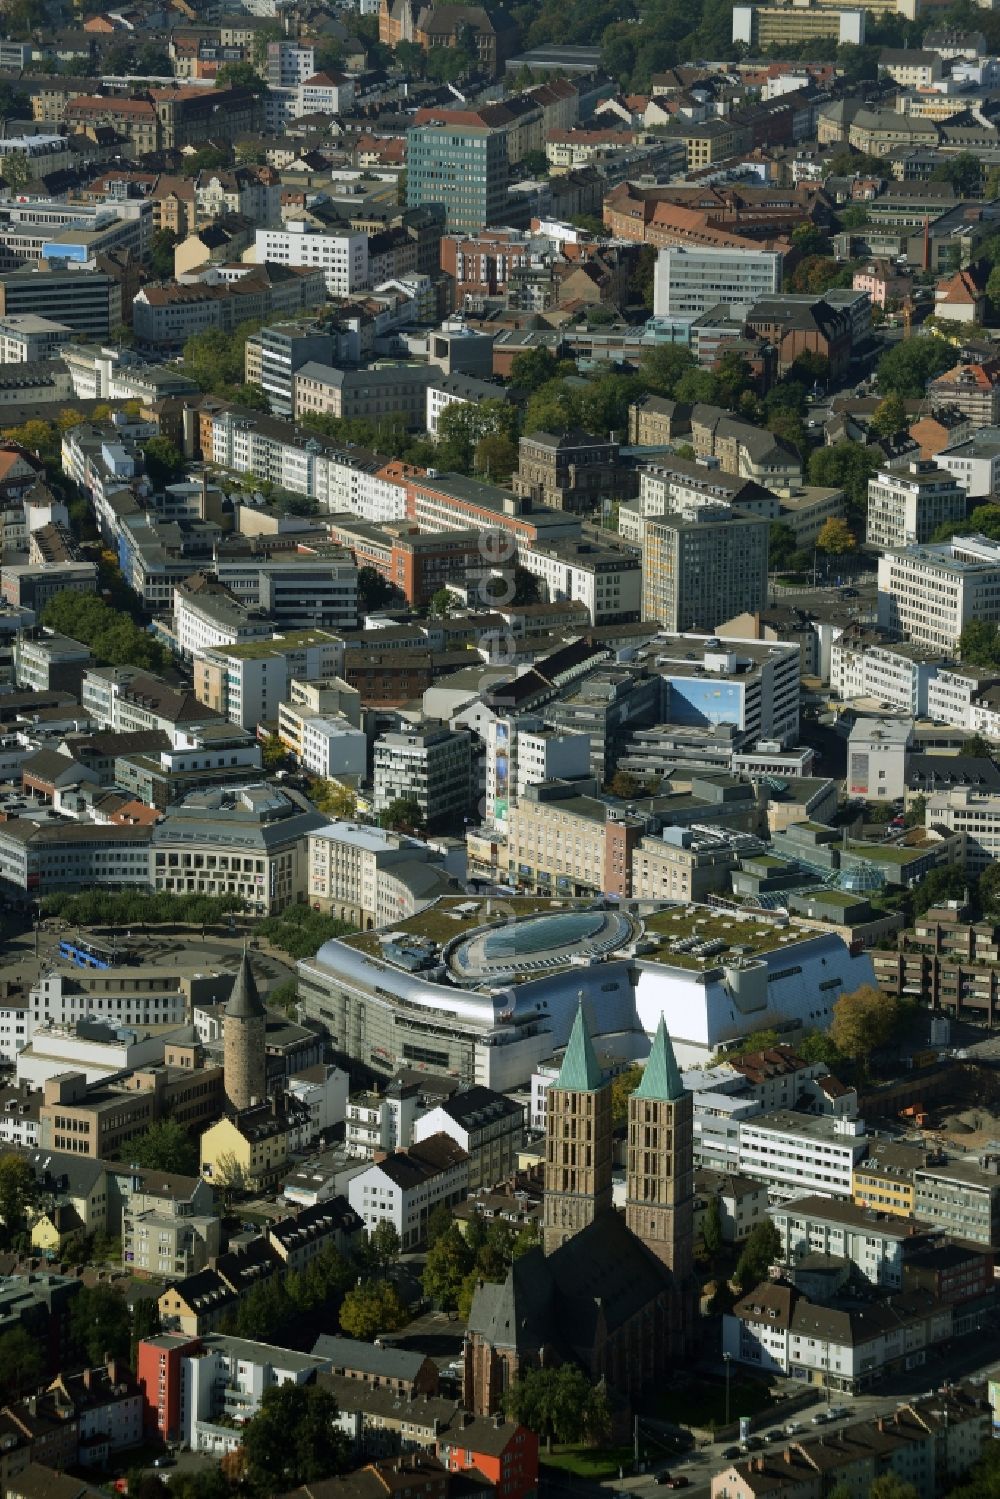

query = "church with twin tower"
[465,1005,698,1413]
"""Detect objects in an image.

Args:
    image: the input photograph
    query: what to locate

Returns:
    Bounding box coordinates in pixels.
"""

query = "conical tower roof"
[553,1002,604,1092]
[225,948,265,1020]
[633,1015,684,1102]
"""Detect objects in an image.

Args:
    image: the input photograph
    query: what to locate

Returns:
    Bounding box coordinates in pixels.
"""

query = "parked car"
[663,1479,689,1490]
[765,1429,784,1443]
[828,1406,847,1420]
[811,1412,830,1425]
[722,1447,741,1460]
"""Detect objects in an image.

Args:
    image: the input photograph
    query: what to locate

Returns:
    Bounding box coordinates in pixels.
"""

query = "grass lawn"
[541,1445,636,1480]
[658,1376,775,1431]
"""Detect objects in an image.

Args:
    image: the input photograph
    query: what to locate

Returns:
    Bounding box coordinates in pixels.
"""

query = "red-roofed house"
[927,359,1000,425]
[934,265,988,324]
[298,71,355,114]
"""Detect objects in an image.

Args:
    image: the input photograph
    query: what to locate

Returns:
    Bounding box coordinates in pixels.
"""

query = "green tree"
[42,591,169,674]
[870,392,907,437]
[877,337,958,398]
[816,517,857,555]
[429,587,454,617]
[903,793,927,829]
[701,1194,723,1259]
[357,564,398,613]
[70,1284,131,1365]
[0,154,33,192]
[930,151,981,197]
[509,346,563,392]
[638,343,696,398]
[521,148,549,176]
[261,733,285,770]
[149,229,178,279]
[829,984,901,1077]
[436,398,520,474]
[790,222,831,258]
[212,1150,247,1206]
[0,1154,36,1241]
[788,255,852,295]
[368,1220,401,1274]
[215,60,266,93]
[476,432,518,482]
[912,865,972,917]
[979,863,1000,919]
[0,1327,43,1401]
[868,1479,918,1499]
[125,1119,198,1177]
[960,620,1000,668]
[310,780,357,818]
[610,1064,642,1128]
[130,1297,161,1365]
[339,1279,409,1340]
[426,1203,454,1247]
[180,146,231,178]
[961,733,994,758]
[143,436,185,490]
[796,1030,846,1068]
[504,1365,610,1450]
[769,522,798,571]
[733,1220,782,1293]
[240,1384,350,1493]
[182,322,261,393]
[378,796,426,835]
[808,442,880,517]
[674,368,721,405]
[422,1224,474,1310]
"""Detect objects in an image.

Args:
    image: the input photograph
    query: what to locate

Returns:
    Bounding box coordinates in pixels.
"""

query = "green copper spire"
[634,1015,684,1102]
[554,1002,604,1092]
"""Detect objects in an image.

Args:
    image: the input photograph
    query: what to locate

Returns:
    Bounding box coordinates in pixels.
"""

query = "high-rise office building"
[406,124,508,234]
[642,507,769,632]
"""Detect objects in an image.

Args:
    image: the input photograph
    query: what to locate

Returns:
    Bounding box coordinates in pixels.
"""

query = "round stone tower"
[223,948,267,1112]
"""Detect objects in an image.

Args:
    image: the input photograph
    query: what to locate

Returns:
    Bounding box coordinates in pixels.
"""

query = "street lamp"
[724,1352,732,1428]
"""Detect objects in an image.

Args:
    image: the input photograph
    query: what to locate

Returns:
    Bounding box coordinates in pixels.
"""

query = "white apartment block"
[30,970,188,1030]
[769,1196,918,1289]
[373,727,472,828]
[194,632,344,730]
[927,667,982,728]
[866,460,965,552]
[847,716,911,800]
[299,714,366,780]
[180,1335,329,1456]
[308,822,428,927]
[653,245,782,321]
[515,539,642,625]
[253,224,368,295]
[0,314,72,362]
[346,1083,422,1159]
[830,638,940,714]
[484,721,591,828]
[937,428,1000,499]
[877,536,1000,653]
[347,1133,469,1249]
[172,586,274,663]
[266,40,316,87]
[925,787,1000,873]
[737,1111,869,1200]
[0,993,30,1064]
[353,463,409,525]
